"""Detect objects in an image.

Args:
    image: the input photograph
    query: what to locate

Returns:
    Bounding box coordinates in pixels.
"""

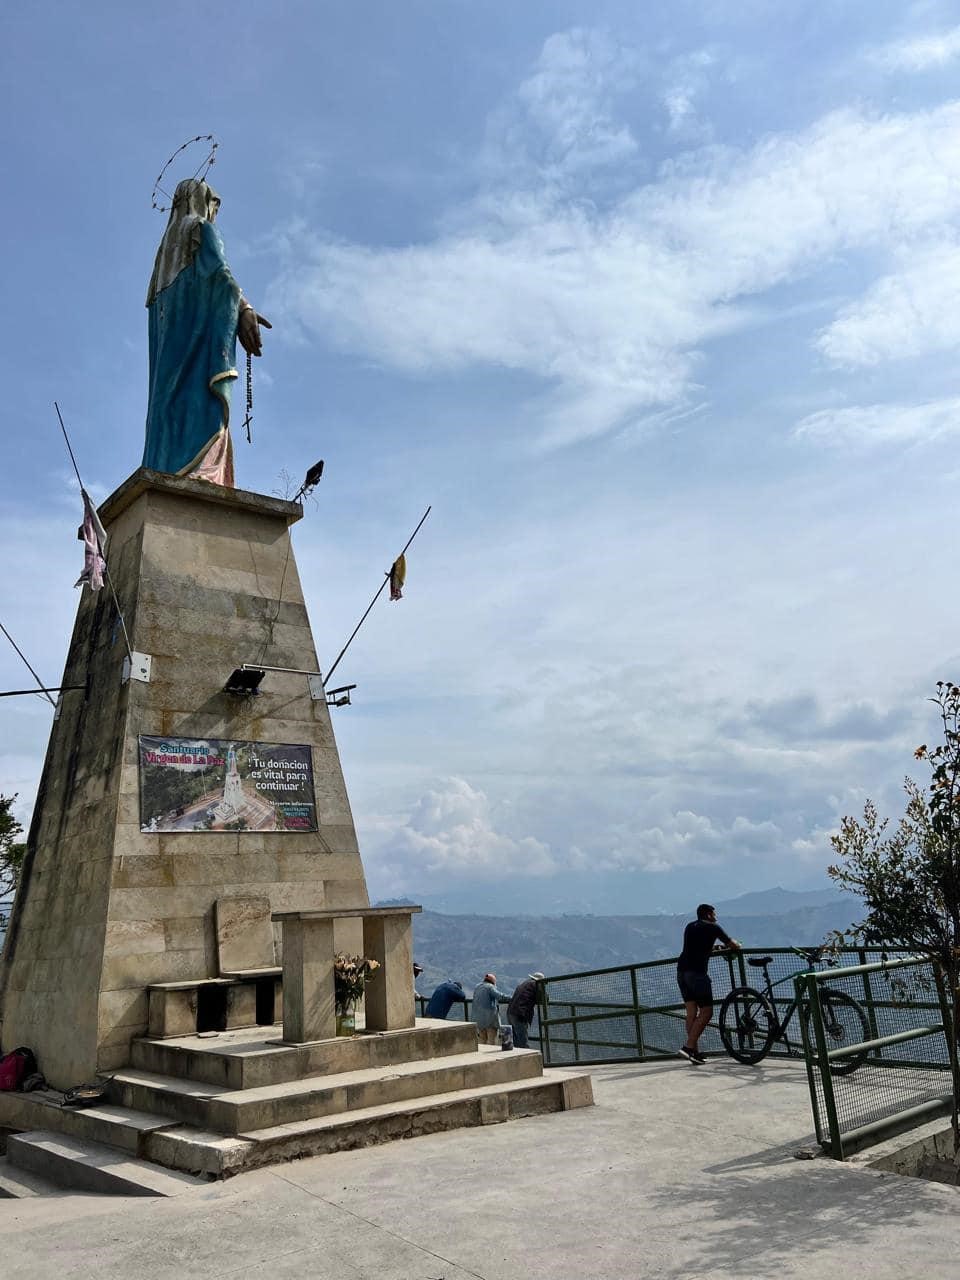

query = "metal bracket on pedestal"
[121,652,152,685]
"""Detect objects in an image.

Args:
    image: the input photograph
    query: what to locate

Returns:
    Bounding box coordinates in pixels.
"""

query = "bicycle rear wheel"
[804,988,870,1076]
[718,987,778,1064]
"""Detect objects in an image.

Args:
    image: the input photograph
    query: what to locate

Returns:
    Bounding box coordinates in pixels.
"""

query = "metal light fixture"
[293,460,324,503]
[325,683,356,707]
[223,667,266,696]
[221,664,355,707]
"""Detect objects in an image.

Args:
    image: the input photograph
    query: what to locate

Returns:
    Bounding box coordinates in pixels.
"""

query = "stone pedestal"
[363,910,417,1032]
[0,470,368,1087]
[279,916,336,1043]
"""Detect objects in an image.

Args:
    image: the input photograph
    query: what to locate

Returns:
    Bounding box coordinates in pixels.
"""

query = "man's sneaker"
[678,1045,703,1064]
[692,1050,707,1064]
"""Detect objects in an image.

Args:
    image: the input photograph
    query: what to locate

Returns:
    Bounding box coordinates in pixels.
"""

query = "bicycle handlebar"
[714,946,831,969]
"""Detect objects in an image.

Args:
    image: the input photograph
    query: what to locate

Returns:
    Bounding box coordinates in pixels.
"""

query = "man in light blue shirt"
[471,973,512,1044]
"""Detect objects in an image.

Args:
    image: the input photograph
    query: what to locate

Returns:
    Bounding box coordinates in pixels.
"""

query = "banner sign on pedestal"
[138,736,317,833]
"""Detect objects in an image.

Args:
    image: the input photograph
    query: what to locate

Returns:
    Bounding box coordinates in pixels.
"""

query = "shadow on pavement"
[645,1142,955,1275]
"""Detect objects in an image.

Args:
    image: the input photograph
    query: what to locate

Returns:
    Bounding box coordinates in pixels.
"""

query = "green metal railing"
[796,955,954,1159]
[528,947,958,1158]
[533,946,945,1067]
[536,947,826,1065]
[417,951,956,1158]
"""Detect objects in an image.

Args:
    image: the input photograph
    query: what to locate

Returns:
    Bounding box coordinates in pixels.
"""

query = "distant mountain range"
[402,887,864,995]
[0,887,865,999]
[710,886,849,915]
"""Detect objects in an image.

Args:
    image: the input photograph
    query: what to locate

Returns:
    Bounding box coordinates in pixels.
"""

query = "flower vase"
[336,1005,357,1036]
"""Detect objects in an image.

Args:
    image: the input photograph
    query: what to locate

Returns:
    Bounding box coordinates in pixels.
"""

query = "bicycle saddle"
[747,955,773,967]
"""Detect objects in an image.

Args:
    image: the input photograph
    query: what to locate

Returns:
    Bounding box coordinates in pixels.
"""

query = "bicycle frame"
[748,961,820,1052]
[737,952,839,1049]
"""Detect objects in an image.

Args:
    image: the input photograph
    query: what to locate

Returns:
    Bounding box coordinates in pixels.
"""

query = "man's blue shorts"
[677,969,713,1007]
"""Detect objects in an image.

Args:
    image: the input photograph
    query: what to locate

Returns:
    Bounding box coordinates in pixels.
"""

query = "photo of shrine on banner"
[138,737,318,833]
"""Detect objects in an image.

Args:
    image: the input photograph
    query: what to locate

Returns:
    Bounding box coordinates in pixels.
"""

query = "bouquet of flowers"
[333,952,381,1014]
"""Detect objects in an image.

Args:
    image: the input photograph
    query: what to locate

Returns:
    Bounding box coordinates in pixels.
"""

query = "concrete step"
[0,1155,64,1197]
[111,1046,545,1134]
[5,1131,205,1197]
[130,1019,480,1090]
[3,1089,178,1157]
[141,1070,595,1177]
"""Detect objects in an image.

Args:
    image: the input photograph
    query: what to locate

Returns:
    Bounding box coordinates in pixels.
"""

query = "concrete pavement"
[2,1057,958,1279]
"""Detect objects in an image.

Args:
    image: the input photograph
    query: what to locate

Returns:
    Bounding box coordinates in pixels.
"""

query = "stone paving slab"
[1,1059,960,1279]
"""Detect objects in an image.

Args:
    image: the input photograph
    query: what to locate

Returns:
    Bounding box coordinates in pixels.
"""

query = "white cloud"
[610,812,723,873]
[872,25,960,72]
[271,58,960,449]
[591,810,783,874]
[792,828,841,865]
[505,28,639,184]
[364,777,553,890]
[794,397,960,448]
[360,763,793,888]
[662,48,717,138]
[816,242,960,366]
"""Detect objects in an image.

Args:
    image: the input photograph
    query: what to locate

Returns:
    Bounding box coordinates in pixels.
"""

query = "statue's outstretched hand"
[238,305,272,358]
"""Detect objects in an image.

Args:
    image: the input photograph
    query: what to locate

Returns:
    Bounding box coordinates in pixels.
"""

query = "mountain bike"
[717,948,870,1075]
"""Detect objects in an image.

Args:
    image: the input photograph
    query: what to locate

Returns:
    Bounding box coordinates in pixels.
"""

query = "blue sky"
[3,1,960,914]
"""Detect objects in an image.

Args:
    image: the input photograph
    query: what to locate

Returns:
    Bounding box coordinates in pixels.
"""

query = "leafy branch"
[0,794,26,930]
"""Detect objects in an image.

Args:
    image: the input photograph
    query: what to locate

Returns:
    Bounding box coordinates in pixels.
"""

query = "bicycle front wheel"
[719,986,778,1064]
[807,989,870,1076]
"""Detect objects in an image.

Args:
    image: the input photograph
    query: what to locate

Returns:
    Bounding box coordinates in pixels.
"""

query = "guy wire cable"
[323,505,431,689]
[0,620,56,707]
[54,402,134,662]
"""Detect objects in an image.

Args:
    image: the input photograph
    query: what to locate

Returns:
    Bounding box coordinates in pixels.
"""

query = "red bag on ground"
[0,1047,37,1091]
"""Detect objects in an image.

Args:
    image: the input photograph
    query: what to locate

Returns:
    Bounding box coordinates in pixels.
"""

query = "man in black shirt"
[507,973,544,1048]
[676,904,740,1064]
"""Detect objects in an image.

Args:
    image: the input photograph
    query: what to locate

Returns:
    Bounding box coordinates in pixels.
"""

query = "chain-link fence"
[797,955,955,1159]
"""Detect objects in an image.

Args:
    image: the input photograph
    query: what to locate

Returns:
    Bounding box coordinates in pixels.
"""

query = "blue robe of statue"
[143,219,241,476]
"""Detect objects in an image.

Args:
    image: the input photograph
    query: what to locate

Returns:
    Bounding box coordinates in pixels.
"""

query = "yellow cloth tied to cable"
[389,554,406,601]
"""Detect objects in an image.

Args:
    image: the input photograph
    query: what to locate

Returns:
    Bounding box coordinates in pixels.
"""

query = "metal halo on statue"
[151,134,219,212]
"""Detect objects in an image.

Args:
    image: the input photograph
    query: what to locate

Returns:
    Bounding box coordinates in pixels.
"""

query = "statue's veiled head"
[171,178,221,225]
[147,179,225,306]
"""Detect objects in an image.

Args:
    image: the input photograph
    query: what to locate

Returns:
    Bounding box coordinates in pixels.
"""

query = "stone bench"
[272,906,422,1044]
[146,894,287,1037]
[147,973,283,1038]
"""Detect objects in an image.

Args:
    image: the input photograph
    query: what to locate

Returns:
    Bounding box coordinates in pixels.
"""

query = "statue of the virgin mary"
[142,178,270,486]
